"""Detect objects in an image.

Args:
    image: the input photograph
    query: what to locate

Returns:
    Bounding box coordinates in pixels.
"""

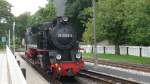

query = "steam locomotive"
[25,17,84,78]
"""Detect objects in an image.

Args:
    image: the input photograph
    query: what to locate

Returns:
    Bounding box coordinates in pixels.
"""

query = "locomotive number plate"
[57,34,73,38]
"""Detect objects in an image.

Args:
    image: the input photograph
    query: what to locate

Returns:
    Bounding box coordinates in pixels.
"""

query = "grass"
[82,53,150,65]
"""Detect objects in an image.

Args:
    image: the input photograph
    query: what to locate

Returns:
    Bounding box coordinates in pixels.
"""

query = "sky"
[6,0,48,16]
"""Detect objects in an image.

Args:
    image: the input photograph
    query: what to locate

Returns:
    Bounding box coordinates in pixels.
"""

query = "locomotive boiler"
[25,17,84,78]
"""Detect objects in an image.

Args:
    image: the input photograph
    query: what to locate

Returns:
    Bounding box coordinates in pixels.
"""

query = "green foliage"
[29,2,56,26]
[0,0,13,36]
[83,0,128,45]
[82,20,93,44]
[15,12,30,44]
[83,0,150,46]
[65,0,92,41]
[123,0,150,46]
[82,7,106,43]
[15,1,56,46]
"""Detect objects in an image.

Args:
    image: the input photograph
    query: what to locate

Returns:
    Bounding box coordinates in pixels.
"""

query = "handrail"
[6,45,27,84]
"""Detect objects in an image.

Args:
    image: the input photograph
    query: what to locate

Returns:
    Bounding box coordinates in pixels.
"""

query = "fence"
[6,46,27,84]
[80,45,150,57]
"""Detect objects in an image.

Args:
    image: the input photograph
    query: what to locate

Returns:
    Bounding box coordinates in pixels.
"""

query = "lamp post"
[8,29,10,47]
[13,22,15,54]
[92,0,97,65]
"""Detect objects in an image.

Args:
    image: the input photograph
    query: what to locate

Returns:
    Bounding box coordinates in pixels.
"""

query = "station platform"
[0,46,49,84]
[85,62,150,84]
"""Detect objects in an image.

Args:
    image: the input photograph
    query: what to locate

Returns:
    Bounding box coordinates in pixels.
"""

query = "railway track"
[21,55,62,84]
[18,53,141,84]
[79,70,139,84]
[84,58,150,73]
[17,51,150,73]
[21,55,83,84]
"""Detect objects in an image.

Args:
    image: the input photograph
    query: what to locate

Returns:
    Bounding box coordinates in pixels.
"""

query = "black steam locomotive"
[25,17,84,78]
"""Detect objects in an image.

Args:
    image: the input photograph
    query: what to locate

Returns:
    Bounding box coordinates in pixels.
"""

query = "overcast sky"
[6,0,48,16]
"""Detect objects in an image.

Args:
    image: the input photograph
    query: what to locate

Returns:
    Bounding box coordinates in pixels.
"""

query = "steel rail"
[84,58,150,73]
[79,70,140,84]
[21,56,62,84]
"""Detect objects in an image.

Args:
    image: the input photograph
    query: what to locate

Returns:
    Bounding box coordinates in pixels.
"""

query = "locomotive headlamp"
[62,17,69,22]
[76,53,81,59]
[56,54,62,60]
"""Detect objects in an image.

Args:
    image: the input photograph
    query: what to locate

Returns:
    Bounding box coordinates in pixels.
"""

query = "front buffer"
[51,60,84,77]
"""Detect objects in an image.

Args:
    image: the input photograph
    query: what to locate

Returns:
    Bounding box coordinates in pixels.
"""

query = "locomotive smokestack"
[53,0,66,16]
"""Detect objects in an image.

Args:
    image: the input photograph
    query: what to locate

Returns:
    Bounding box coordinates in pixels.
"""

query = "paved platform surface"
[16,53,49,84]
[85,62,150,84]
[0,52,10,84]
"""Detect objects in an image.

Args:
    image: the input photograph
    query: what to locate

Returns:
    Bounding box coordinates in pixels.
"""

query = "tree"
[83,0,128,55]
[82,7,105,44]
[15,12,30,45]
[15,1,56,46]
[65,0,92,41]
[83,0,150,55]
[28,2,56,26]
[123,0,150,46]
[0,0,13,36]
